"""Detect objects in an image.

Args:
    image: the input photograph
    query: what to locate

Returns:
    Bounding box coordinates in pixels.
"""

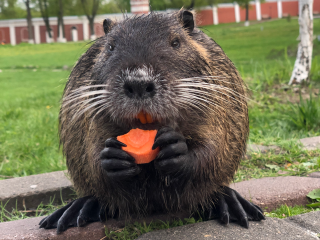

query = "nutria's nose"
[123,81,156,99]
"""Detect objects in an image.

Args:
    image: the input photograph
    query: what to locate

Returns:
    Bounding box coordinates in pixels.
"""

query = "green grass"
[265,204,319,219]
[105,218,201,240]
[0,18,320,180]
[0,196,67,222]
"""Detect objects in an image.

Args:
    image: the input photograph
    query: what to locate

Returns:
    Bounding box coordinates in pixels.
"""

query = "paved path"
[138,211,320,240]
[0,171,73,211]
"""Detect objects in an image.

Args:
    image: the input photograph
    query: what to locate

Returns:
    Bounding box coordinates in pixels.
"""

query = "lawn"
[0,18,320,179]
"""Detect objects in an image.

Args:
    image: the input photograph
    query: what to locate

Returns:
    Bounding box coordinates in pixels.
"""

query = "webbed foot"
[202,187,265,228]
[39,196,105,234]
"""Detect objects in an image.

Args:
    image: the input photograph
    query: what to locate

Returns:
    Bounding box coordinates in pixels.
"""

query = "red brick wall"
[282,1,299,16]
[313,0,320,13]
[89,23,104,37]
[240,4,257,21]
[15,26,35,44]
[0,27,10,44]
[196,9,213,26]
[40,26,46,43]
[261,2,278,19]
[40,25,59,43]
[218,7,235,23]
[64,24,84,41]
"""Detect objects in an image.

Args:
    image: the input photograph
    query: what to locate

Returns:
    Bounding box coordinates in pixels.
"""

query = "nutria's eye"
[108,44,114,52]
[171,39,180,48]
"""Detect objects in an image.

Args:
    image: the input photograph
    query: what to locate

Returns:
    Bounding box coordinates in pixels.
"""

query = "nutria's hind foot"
[201,187,265,228]
[39,196,104,234]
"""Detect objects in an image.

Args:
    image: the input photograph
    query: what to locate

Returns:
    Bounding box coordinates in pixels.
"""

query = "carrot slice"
[117,129,159,164]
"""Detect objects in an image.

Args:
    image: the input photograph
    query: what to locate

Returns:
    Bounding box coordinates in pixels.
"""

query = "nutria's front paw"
[202,187,265,228]
[39,196,104,234]
[152,127,190,176]
[100,138,141,181]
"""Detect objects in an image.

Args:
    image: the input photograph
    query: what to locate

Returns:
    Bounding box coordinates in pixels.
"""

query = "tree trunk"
[289,0,314,85]
[245,3,249,21]
[89,17,95,40]
[24,0,34,44]
[57,0,66,42]
[81,0,100,40]
[39,0,53,43]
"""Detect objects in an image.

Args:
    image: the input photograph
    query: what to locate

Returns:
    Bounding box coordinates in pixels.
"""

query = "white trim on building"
[213,6,219,25]
[256,0,262,20]
[9,24,16,46]
[234,3,240,23]
[277,0,283,18]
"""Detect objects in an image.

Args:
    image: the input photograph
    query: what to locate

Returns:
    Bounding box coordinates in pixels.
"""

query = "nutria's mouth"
[132,111,161,130]
[136,111,154,124]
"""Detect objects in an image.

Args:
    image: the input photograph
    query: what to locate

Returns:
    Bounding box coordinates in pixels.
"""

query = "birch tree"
[289,0,314,85]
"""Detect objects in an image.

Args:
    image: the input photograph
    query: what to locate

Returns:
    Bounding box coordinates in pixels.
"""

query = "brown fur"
[59,10,248,217]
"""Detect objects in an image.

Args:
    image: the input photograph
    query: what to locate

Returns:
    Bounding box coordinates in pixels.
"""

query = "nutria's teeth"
[136,111,153,124]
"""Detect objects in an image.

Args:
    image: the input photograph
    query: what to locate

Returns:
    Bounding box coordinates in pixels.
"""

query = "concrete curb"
[232,176,320,211]
[138,212,320,240]
[0,171,74,211]
[0,212,190,240]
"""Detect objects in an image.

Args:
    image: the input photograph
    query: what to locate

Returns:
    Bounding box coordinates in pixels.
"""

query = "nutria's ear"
[179,10,194,33]
[103,19,114,34]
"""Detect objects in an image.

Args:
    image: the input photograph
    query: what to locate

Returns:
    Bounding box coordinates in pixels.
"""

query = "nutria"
[39,10,265,233]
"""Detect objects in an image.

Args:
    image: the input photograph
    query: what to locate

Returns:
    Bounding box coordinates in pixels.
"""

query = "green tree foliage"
[0,0,26,19]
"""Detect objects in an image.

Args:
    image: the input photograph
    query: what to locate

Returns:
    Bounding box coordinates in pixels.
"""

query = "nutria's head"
[63,10,229,134]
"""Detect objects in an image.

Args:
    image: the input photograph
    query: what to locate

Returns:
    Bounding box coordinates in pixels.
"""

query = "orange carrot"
[117,129,159,164]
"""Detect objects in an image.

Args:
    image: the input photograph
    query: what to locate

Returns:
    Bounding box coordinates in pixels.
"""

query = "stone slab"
[285,211,320,236]
[308,172,320,178]
[300,136,320,150]
[138,217,318,240]
[232,176,320,211]
[0,171,74,211]
[0,216,105,240]
[0,213,190,240]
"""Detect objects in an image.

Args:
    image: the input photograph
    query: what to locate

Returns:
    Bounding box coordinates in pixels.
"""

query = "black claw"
[221,212,229,224]
[100,147,135,161]
[155,127,173,141]
[152,131,185,150]
[39,196,104,233]
[199,187,265,229]
[155,142,188,160]
[77,216,87,227]
[39,216,48,226]
[219,194,229,224]
[258,210,266,220]
[99,208,107,222]
[101,159,136,171]
[253,204,264,214]
[40,200,74,229]
[57,223,67,234]
[105,138,126,148]
[106,166,141,180]
[240,217,249,228]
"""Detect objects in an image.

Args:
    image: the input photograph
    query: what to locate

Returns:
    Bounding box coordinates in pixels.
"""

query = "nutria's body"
[40,10,264,233]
